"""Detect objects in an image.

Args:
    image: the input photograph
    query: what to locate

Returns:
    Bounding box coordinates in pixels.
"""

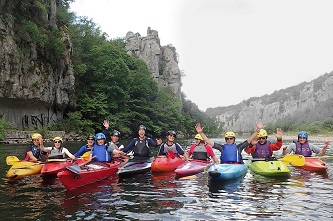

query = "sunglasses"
[225,138,234,140]
[258,137,266,140]
[168,135,175,137]
[54,141,61,143]
[87,138,94,141]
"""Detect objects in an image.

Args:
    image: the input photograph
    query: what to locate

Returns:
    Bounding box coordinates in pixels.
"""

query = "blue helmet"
[298,131,308,139]
[95,133,106,141]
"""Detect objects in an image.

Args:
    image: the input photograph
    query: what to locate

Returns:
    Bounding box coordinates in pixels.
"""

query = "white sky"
[69,0,333,111]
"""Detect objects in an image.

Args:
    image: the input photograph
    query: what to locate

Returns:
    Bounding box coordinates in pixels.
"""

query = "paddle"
[308,155,333,159]
[66,156,95,174]
[167,150,175,159]
[278,154,305,166]
[6,156,20,165]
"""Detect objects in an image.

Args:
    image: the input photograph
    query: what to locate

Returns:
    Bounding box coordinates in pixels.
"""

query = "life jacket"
[160,143,178,155]
[91,143,111,162]
[133,138,150,157]
[293,140,312,157]
[48,147,64,159]
[252,141,272,158]
[192,144,210,161]
[221,143,242,163]
[107,141,124,150]
[24,143,44,161]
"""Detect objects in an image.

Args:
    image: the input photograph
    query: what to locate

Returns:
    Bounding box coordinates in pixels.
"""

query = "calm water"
[1,138,333,221]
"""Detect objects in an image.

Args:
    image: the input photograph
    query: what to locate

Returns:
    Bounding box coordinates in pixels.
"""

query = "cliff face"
[125,27,182,99]
[0,0,75,129]
[206,73,333,132]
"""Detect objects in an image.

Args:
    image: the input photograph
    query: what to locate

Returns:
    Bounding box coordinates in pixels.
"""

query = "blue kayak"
[207,164,248,181]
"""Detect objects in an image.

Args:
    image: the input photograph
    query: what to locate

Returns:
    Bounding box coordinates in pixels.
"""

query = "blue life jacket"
[221,143,242,163]
[24,143,44,160]
[91,143,111,162]
[294,140,312,157]
[252,141,272,158]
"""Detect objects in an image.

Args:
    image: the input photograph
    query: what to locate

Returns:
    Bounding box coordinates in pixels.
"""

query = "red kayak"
[175,159,211,178]
[151,155,184,173]
[295,157,328,172]
[57,158,128,190]
[41,159,86,177]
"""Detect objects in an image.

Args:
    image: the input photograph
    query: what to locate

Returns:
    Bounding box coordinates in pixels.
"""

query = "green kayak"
[248,160,290,177]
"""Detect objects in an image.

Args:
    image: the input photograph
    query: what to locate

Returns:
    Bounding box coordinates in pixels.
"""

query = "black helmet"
[138,125,146,131]
[166,130,176,137]
[111,130,121,137]
[87,134,95,140]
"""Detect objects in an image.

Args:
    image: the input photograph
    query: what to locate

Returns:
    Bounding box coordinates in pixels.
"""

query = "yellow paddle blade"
[278,154,305,166]
[81,151,91,161]
[6,156,20,165]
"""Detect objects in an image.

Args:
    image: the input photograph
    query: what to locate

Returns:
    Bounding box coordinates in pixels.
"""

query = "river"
[0,138,332,221]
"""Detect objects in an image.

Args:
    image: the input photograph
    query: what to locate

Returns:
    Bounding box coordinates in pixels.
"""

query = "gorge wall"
[125,27,182,99]
[0,1,75,129]
[206,72,333,132]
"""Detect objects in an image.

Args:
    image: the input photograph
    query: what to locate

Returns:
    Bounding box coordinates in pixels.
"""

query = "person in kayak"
[184,133,219,164]
[282,131,330,157]
[43,137,76,160]
[89,133,123,162]
[74,134,95,157]
[24,133,47,162]
[245,128,283,159]
[121,125,162,161]
[195,121,264,163]
[157,130,185,157]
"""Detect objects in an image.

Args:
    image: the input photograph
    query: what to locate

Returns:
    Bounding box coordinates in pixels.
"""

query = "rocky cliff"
[0,1,75,129]
[125,27,182,99]
[206,72,333,132]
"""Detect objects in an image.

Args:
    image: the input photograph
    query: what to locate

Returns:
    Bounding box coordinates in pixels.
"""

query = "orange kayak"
[295,157,328,172]
[151,156,184,173]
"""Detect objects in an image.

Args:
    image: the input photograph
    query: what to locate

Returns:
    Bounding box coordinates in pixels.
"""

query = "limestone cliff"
[125,27,182,99]
[0,0,75,129]
[206,72,333,132]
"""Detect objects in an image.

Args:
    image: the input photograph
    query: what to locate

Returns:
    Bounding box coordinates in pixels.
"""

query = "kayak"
[248,160,290,177]
[151,155,184,173]
[7,161,43,179]
[118,160,152,176]
[41,158,86,177]
[207,164,248,181]
[57,158,127,190]
[295,157,328,172]
[175,159,211,178]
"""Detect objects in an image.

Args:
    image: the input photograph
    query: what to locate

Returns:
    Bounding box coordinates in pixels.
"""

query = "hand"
[324,141,330,148]
[282,145,288,151]
[156,138,162,145]
[103,120,109,129]
[273,128,283,140]
[256,120,264,130]
[195,123,203,133]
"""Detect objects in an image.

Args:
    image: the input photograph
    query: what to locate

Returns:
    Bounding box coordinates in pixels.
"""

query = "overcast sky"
[70,0,333,111]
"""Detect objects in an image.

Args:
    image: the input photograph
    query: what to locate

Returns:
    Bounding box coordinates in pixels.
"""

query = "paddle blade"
[279,154,305,166]
[6,156,20,165]
[167,150,175,159]
[67,164,81,174]
[81,151,91,161]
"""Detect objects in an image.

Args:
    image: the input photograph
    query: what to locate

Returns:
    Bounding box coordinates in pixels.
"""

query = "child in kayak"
[157,130,185,158]
[89,133,123,162]
[184,133,219,164]
[282,131,330,156]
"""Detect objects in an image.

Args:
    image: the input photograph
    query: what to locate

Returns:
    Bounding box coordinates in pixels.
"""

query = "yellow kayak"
[7,161,43,179]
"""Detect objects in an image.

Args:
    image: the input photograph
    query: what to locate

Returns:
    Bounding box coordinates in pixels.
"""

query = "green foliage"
[0,118,12,141]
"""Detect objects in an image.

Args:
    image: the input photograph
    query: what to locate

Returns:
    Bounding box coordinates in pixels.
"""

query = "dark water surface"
[1,138,332,220]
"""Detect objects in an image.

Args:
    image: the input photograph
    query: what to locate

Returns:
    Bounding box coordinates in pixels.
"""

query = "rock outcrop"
[206,72,333,132]
[0,1,75,129]
[125,27,182,99]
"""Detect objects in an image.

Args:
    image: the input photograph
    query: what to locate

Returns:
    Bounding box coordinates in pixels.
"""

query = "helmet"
[53,136,63,142]
[298,131,308,139]
[31,133,42,140]
[224,132,236,138]
[86,134,95,140]
[111,130,121,137]
[194,134,203,140]
[95,133,106,140]
[138,125,146,131]
[257,129,268,138]
[166,130,176,137]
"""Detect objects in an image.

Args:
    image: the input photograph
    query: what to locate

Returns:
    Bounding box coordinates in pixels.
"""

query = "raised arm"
[195,123,214,147]
[319,141,330,155]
